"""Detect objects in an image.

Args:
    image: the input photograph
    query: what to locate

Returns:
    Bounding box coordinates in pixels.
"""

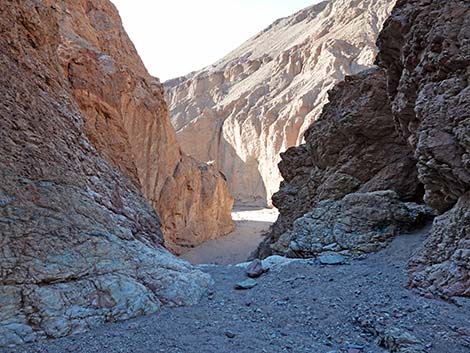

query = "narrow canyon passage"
[181,206,279,265]
[1,0,469,350]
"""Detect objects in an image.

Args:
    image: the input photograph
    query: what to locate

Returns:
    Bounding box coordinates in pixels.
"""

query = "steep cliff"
[375,0,470,298]
[165,0,395,205]
[53,0,234,254]
[259,0,470,299]
[0,0,216,346]
[256,69,424,258]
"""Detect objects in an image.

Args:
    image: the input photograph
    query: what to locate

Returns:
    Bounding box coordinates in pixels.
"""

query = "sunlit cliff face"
[164,0,396,206]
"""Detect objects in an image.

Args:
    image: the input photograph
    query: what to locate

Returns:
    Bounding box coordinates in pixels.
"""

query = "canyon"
[0,0,469,351]
[165,0,396,205]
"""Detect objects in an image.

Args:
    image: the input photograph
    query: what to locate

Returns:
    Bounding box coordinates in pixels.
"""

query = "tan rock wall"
[165,0,396,206]
[53,0,234,253]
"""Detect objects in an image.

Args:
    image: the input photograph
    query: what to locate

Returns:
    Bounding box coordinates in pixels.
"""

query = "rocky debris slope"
[375,0,470,298]
[259,0,470,299]
[0,0,212,347]
[165,0,396,205]
[256,69,422,258]
[8,232,470,353]
[53,0,234,254]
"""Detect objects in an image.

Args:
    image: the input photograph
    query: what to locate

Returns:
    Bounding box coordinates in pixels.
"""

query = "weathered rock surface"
[261,0,470,299]
[165,0,396,205]
[276,191,431,257]
[375,0,470,298]
[53,0,234,253]
[0,0,212,346]
[257,69,422,258]
[408,192,470,298]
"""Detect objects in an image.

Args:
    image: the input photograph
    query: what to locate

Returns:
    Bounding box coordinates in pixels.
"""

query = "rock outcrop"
[0,0,218,346]
[259,0,470,299]
[53,0,234,254]
[277,191,431,257]
[257,68,422,258]
[375,0,469,298]
[165,0,396,205]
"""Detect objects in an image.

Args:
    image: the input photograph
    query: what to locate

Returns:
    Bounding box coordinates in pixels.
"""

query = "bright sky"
[111,0,317,81]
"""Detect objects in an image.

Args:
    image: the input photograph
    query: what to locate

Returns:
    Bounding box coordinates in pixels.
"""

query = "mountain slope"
[165,0,396,205]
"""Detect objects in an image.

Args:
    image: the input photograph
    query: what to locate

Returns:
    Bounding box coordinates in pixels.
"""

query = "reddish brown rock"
[376,0,470,298]
[0,0,213,346]
[246,259,268,278]
[51,0,234,253]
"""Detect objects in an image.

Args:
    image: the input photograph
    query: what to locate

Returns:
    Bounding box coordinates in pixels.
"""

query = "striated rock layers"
[0,0,216,347]
[375,0,470,298]
[53,0,234,254]
[259,0,470,298]
[165,0,396,205]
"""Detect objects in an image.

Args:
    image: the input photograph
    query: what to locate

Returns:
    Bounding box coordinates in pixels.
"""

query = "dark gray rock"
[257,69,422,259]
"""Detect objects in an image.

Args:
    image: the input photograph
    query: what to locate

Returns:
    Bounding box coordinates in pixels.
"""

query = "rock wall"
[0,0,212,346]
[256,69,422,258]
[53,0,234,254]
[375,0,470,298]
[165,0,396,206]
[259,0,470,299]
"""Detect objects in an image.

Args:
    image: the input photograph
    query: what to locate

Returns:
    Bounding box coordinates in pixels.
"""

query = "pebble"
[234,278,257,290]
[224,331,236,339]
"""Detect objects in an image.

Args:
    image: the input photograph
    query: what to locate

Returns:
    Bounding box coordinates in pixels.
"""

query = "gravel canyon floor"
[182,206,279,265]
[5,226,470,353]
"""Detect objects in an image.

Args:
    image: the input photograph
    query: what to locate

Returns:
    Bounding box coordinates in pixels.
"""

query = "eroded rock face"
[408,192,470,298]
[52,0,234,253]
[257,69,421,258]
[376,0,470,298]
[165,0,396,205]
[0,0,211,346]
[276,191,431,257]
[262,0,469,299]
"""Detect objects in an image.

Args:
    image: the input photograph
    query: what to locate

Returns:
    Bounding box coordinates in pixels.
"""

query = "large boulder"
[274,191,431,257]
[0,0,211,346]
[376,0,470,298]
[53,0,234,254]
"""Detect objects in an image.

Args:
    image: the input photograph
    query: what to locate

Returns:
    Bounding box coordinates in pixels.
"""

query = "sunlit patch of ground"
[181,205,278,265]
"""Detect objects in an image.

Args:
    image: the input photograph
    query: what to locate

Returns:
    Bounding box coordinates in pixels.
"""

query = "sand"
[180,206,278,265]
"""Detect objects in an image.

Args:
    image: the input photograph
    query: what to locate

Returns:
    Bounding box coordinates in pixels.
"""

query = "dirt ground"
[181,206,278,265]
[5,226,470,353]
